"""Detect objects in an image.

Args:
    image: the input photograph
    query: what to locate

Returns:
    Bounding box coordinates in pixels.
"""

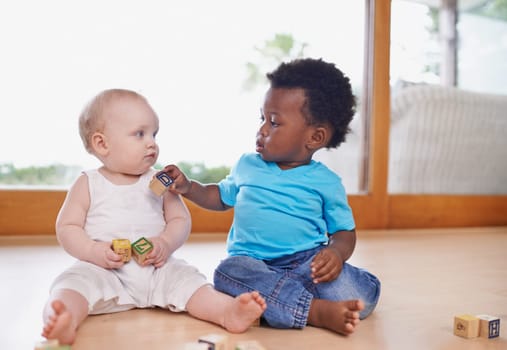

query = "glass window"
[0,1,367,193]
[389,0,507,194]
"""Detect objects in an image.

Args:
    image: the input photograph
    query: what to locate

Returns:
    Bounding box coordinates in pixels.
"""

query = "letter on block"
[454,314,480,338]
[112,238,131,262]
[198,334,228,350]
[477,314,500,339]
[131,237,153,264]
[149,172,174,196]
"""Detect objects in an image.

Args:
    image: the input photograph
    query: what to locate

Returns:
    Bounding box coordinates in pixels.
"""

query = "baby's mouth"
[256,141,264,152]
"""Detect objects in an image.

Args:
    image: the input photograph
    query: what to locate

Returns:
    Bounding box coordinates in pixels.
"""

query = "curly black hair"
[266,58,356,149]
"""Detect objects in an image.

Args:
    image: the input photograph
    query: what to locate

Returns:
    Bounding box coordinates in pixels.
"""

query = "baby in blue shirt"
[165,58,380,335]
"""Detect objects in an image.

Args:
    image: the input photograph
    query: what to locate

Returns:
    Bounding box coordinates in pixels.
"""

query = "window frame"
[1,0,506,236]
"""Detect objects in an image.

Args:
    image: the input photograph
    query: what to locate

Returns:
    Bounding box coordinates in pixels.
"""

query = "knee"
[215,255,262,277]
[359,276,381,319]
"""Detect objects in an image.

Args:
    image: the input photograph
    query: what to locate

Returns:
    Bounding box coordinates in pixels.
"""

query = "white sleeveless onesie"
[50,169,208,314]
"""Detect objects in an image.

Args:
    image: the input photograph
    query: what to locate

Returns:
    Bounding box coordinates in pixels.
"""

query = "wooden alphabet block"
[477,314,500,339]
[112,238,131,262]
[149,172,173,196]
[198,334,227,350]
[131,237,153,264]
[235,340,266,350]
[454,314,480,338]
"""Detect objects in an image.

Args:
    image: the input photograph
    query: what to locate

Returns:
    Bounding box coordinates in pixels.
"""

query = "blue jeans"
[214,246,381,329]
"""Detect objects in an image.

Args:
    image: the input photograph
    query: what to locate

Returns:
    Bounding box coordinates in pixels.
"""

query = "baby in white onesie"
[41,89,266,345]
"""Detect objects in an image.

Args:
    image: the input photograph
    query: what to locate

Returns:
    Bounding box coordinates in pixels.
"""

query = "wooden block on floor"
[198,333,227,350]
[454,314,480,338]
[477,314,500,339]
[112,238,131,262]
[149,172,173,196]
[131,237,153,264]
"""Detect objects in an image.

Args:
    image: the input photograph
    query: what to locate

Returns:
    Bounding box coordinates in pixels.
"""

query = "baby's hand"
[143,236,171,268]
[88,241,124,269]
[161,164,192,195]
[310,247,343,284]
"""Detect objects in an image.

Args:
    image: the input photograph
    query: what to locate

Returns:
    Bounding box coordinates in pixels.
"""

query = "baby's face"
[257,87,314,169]
[100,96,160,176]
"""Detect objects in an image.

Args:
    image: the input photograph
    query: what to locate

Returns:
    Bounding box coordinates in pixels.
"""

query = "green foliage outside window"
[470,0,507,21]
[242,33,308,91]
[0,163,81,186]
[0,162,230,186]
[172,162,230,184]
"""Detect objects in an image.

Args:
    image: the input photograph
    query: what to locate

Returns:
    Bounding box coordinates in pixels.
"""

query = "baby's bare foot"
[41,300,77,345]
[308,299,364,335]
[224,291,267,333]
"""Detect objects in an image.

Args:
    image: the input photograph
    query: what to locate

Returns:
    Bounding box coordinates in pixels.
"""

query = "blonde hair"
[78,89,148,153]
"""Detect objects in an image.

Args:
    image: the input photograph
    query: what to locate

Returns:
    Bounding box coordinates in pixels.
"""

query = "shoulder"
[310,160,341,180]
[63,172,91,207]
[307,161,345,191]
[80,168,101,183]
[71,171,91,191]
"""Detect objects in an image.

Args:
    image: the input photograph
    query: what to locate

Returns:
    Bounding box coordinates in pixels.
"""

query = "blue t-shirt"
[218,153,355,260]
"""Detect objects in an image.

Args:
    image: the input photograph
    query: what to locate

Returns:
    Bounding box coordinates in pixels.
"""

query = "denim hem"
[292,290,312,328]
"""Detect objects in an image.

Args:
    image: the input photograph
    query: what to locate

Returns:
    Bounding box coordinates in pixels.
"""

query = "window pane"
[389,0,507,194]
[0,0,366,193]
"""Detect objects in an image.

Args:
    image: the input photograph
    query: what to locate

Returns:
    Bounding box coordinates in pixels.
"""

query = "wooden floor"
[1,227,506,350]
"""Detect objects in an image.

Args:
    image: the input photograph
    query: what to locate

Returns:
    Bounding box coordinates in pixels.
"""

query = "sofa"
[388,83,507,194]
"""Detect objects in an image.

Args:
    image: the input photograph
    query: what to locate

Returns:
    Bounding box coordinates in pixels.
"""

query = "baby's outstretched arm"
[311,229,357,283]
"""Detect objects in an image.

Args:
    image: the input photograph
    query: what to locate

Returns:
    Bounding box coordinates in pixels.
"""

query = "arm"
[56,174,124,269]
[163,164,230,211]
[310,229,357,284]
[144,190,192,268]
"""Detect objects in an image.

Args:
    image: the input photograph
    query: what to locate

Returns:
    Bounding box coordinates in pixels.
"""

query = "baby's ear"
[307,126,329,150]
[90,132,108,156]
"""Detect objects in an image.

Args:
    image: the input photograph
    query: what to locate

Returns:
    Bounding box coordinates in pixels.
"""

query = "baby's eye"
[135,130,145,137]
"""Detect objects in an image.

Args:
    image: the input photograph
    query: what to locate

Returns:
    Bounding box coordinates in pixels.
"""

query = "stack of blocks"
[454,314,500,339]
